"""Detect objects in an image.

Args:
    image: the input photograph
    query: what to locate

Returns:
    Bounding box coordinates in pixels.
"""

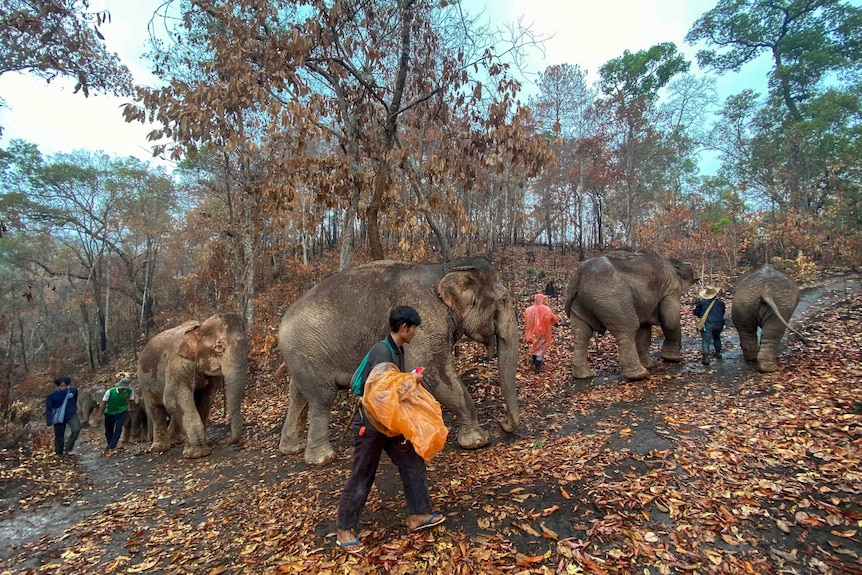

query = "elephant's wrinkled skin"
[565,249,695,380]
[731,264,800,373]
[138,313,249,459]
[278,257,521,466]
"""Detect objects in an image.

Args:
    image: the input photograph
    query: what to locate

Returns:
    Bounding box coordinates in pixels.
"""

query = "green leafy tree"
[687,0,862,122]
[688,0,862,222]
[597,43,690,245]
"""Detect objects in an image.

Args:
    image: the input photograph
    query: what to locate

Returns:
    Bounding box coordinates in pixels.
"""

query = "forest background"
[0,0,861,411]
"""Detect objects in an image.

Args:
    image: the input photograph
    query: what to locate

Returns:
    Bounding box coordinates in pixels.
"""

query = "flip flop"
[411,513,446,532]
[336,536,363,553]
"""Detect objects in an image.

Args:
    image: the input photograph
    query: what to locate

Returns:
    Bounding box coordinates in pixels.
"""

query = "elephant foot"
[571,364,595,380]
[226,435,242,445]
[660,351,682,363]
[278,436,306,455]
[182,444,213,459]
[622,366,649,380]
[457,426,490,450]
[757,361,778,373]
[150,441,170,453]
[497,414,519,433]
[304,444,336,466]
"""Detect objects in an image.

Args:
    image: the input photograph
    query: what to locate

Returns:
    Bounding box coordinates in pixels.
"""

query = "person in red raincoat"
[524,293,559,372]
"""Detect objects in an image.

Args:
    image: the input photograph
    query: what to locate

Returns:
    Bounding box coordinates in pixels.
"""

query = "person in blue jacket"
[693,286,726,365]
[45,376,81,456]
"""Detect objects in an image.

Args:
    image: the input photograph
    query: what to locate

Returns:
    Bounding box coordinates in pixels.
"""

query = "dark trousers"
[336,411,431,531]
[53,414,82,455]
[104,411,127,448]
[701,322,724,356]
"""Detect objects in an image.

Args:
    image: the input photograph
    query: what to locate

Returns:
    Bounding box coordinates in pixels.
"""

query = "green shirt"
[103,387,134,415]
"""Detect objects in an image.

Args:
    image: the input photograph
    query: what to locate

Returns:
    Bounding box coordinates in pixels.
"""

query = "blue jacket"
[45,387,78,425]
[694,298,726,326]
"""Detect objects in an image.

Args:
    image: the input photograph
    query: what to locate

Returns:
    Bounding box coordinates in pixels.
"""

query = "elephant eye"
[213,342,226,354]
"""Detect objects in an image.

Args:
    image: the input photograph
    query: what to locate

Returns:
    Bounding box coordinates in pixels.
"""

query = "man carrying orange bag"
[335,306,446,554]
[362,363,448,460]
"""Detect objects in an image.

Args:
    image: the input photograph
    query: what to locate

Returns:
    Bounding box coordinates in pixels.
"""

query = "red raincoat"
[524,294,558,358]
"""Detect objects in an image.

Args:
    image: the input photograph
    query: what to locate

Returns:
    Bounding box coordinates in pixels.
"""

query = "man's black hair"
[389,305,421,332]
[54,376,71,386]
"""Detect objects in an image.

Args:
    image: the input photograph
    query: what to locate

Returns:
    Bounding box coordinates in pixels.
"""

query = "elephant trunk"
[495,306,520,433]
[223,339,248,444]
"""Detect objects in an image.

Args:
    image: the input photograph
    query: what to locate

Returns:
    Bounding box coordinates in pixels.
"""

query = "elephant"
[731,264,800,373]
[565,249,695,380]
[121,395,150,444]
[77,387,106,427]
[138,313,249,459]
[277,256,520,466]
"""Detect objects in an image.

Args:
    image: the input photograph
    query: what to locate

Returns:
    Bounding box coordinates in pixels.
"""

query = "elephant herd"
[128,251,801,462]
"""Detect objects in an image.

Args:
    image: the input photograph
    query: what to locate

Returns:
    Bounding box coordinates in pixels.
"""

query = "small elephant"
[278,257,521,466]
[138,313,249,459]
[565,249,695,380]
[121,397,150,443]
[731,264,800,372]
[77,387,106,427]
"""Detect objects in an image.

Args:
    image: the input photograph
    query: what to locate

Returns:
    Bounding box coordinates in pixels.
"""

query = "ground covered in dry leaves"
[1,273,860,575]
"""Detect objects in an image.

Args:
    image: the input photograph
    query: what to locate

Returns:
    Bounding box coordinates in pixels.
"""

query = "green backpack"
[351,339,397,395]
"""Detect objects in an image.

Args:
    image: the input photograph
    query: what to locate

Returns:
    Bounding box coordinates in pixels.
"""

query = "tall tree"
[126,0,551,270]
[597,43,690,244]
[687,0,862,123]
[688,0,862,217]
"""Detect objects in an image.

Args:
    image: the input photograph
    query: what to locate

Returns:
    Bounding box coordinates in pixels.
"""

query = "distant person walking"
[524,293,559,373]
[100,376,135,453]
[693,285,726,365]
[45,376,81,456]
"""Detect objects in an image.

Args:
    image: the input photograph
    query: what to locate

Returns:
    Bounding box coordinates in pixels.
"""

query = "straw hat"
[698,285,720,299]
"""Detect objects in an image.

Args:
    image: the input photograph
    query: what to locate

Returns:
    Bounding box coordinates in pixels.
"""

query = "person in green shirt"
[100,377,136,452]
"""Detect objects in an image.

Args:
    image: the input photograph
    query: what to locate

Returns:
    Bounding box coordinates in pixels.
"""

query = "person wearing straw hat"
[693,285,726,365]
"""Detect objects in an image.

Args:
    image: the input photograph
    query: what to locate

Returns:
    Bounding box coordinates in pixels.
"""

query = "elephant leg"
[616,332,649,380]
[737,327,759,363]
[178,401,212,459]
[756,324,787,372]
[569,318,595,379]
[434,360,489,450]
[658,298,684,363]
[166,414,184,446]
[304,387,338,465]
[195,385,216,430]
[279,379,309,456]
[148,403,171,453]
[121,416,131,444]
[635,326,652,369]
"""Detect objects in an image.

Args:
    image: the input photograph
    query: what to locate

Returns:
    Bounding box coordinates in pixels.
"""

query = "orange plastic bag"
[362,363,449,461]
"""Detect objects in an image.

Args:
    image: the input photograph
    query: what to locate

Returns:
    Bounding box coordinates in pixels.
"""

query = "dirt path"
[1,273,859,574]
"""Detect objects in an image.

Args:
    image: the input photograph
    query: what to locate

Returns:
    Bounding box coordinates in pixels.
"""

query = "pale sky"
[0,0,766,168]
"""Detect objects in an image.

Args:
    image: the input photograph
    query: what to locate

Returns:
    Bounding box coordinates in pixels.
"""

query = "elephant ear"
[178,324,202,360]
[436,266,481,320]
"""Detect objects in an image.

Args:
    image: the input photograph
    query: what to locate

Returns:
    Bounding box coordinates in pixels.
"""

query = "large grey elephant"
[138,313,249,459]
[278,257,520,466]
[565,249,695,380]
[731,264,800,373]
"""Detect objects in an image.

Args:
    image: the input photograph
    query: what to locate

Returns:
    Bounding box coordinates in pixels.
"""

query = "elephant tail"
[564,277,579,317]
[275,362,288,380]
[762,295,810,346]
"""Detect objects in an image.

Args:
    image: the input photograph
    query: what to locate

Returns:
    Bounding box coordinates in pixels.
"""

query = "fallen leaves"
[2,275,861,574]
